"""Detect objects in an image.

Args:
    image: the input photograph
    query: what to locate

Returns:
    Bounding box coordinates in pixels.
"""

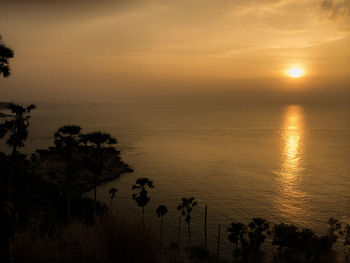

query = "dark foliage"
[79,131,117,215]
[177,197,197,244]
[0,35,14,78]
[54,125,82,221]
[156,205,168,246]
[0,103,36,200]
[132,178,154,220]
[0,103,36,150]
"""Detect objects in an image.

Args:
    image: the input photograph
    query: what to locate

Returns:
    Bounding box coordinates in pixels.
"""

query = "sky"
[0,0,349,104]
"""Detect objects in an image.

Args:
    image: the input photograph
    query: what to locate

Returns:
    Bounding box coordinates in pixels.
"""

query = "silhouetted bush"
[13,214,160,263]
[190,245,214,262]
[272,221,340,263]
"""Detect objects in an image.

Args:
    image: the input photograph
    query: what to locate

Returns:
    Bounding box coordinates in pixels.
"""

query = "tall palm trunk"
[8,144,17,202]
[141,185,145,221]
[93,172,97,216]
[7,141,17,263]
[93,168,101,216]
[188,221,191,245]
[178,216,181,249]
[66,155,72,223]
[66,175,70,222]
[93,145,102,217]
[109,197,113,209]
[204,204,207,248]
[160,216,163,246]
[217,224,221,258]
[8,125,18,201]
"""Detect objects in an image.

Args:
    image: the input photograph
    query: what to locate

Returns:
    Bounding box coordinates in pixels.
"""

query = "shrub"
[13,213,160,263]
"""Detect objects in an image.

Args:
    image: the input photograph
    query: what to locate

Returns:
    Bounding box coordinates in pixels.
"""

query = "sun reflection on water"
[275,105,308,222]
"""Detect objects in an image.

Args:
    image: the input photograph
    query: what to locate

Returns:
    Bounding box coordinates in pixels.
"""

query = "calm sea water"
[2,102,350,255]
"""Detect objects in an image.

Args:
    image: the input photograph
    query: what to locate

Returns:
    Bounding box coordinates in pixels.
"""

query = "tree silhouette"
[227,222,247,259]
[0,35,14,78]
[132,178,154,221]
[79,131,117,215]
[54,125,82,222]
[343,224,350,261]
[156,205,168,246]
[109,187,118,209]
[325,217,342,253]
[0,103,36,200]
[246,217,270,261]
[247,218,270,249]
[177,197,197,245]
[272,223,303,262]
[327,217,341,242]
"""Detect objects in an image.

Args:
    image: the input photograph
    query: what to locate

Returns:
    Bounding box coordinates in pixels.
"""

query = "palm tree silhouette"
[227,222,247,258]
[0,103,36,200]
[177,197,197,245]
[109,187,118,209]
[343,224,350,260]
[54,125,82,222]
[0,35,14,78]
[156,205,168,246]
[247,217,270,251]
[79,131,117,215]
[132,178,154,221]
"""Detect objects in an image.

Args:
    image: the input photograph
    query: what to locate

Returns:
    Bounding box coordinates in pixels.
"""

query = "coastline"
[0,102,9,109]
[81,159,133,192]
[34,148,134,193]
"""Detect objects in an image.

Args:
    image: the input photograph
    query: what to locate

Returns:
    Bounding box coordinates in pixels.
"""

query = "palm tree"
[132,178,154,221]
[79,131,117,215]
[247,217,270,251]
[0,35,14,78]
[177,197,197,245]
[326,217,342,252]
[0,103,36,200]
[343,224,350,260]
[156,205,168,246]
[109,187,118,209]
[227,222,247,259]
[54,125,82,222]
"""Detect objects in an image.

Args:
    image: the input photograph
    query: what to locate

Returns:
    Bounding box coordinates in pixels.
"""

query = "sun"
[287,67,304,78]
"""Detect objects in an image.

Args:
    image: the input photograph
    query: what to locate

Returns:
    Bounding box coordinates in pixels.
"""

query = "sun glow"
[287,67,304,78]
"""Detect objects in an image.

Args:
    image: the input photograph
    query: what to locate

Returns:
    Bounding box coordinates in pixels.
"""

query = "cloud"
[1,0,136,8]
[0,0,289,21]
[0,0,146,23]
[321,0,350,20]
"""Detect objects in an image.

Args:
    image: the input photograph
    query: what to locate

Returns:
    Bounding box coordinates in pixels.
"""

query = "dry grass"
[13,213,161,263]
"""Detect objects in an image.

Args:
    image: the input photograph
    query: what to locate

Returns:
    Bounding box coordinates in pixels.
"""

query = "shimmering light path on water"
[275,105,309,223]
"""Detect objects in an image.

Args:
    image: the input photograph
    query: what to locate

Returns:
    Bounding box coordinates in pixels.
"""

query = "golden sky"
[0,0,349,103]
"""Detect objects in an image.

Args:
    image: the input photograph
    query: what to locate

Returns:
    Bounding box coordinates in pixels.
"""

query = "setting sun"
[287,67,304,78]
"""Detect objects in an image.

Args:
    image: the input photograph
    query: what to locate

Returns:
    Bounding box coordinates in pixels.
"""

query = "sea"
[1,102,349,257]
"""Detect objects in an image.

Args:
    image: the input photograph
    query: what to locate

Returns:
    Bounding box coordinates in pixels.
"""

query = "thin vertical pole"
[178,215,181,251]
[204,204,207,249]
[217,224,221,259]
[160,216,163,247]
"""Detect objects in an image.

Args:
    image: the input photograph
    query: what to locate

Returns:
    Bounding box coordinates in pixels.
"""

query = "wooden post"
[160,216,163,247]
[204,204,207,249]
[178,215,181,251]
[217,224,221,259]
